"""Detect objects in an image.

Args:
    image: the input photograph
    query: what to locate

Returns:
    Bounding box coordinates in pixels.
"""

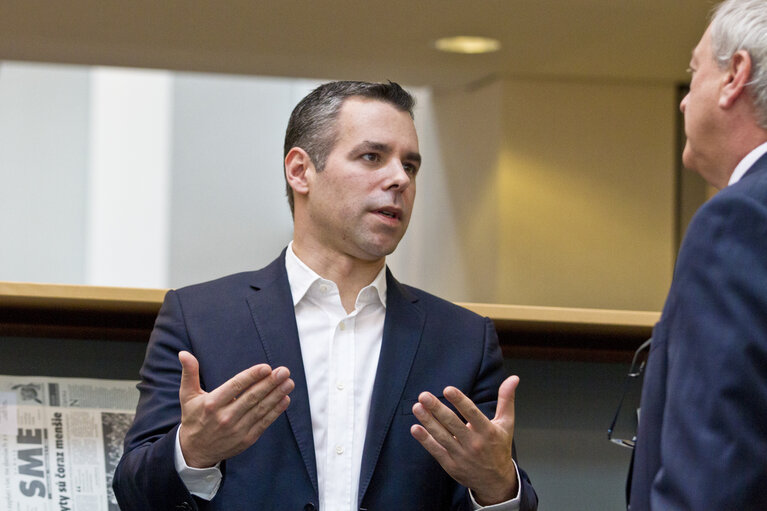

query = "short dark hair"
[283,81,416,214]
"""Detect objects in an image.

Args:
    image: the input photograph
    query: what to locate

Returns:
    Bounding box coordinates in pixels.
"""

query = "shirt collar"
[285,241,387,309]
[729,141,767,186]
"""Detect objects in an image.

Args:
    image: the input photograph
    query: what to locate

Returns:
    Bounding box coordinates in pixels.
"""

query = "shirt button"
[335,445,345,455]
[336,382,345,390]
[319,284,329,293]
[339,322,346,331]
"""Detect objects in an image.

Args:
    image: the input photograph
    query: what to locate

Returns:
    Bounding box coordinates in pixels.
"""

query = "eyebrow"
[350,140,422,165]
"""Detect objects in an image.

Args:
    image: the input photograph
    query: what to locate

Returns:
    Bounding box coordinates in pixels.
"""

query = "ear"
[285,147,313,198]
[720,50,752,109]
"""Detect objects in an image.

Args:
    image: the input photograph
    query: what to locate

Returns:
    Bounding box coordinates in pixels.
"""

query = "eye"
[361,153,380,163]
[403,163,419,175]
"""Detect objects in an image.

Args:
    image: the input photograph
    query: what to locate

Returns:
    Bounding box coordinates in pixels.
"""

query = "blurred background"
[0,0,715,311]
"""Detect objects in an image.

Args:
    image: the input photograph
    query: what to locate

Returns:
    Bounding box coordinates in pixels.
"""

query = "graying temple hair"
[710,0,767,128]
[283,81,415,215]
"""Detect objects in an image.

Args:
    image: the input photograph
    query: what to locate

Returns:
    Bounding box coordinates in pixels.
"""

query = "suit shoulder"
[170,265,283,312]
[156,272,255,316]
[685,169,767,240]
[714,160,767,205]
[169,253,286,305]
[172,271,258,298]
[400,283,487,323]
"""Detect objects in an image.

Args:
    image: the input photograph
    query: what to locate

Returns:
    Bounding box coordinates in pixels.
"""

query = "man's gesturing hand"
[410,375,520,506]
[177,351,294,468]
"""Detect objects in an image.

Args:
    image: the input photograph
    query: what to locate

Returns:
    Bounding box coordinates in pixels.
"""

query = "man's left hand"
[411,375,520,506]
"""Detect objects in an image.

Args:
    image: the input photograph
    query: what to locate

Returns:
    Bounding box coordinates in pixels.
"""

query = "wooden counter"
[0,282,659,362]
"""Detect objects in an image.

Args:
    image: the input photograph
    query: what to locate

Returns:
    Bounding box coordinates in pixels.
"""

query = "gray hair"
[283,81,416,215]
[710,0,767,128]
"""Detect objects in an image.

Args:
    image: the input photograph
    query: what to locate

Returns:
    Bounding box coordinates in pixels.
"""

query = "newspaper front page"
[0,375,139,511]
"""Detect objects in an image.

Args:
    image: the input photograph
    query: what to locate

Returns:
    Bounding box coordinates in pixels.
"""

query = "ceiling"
[0,0,715,90]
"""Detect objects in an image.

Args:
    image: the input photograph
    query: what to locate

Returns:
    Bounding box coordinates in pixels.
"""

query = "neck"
[705,112,767,188]
[291,240,385,314]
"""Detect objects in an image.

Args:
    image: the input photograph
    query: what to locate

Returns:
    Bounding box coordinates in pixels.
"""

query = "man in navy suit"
[114,81,538,510]
[629,0,767,509]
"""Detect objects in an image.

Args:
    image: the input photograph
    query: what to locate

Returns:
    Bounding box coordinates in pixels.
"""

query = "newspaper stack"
[0,376,139,511]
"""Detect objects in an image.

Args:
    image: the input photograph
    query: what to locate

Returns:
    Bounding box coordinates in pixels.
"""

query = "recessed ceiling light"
[433,36,501,54]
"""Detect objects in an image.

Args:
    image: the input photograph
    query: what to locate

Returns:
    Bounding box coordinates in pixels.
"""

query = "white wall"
[86,68,172,288]
[166,75,312,288]
[0,62,90,284]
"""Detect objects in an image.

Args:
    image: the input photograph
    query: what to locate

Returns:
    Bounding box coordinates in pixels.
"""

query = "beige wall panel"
[493,79,675,310]
[419,82,504,303]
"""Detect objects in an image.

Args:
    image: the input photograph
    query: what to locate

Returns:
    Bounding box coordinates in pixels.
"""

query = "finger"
[225,367,293,426]
[410,424,453,468]
[238,370,295,423]
[179,351,202,402]
[413,396,465,449]
[493,375,519,429]
[245,394,292,441]
[211,362,274,405]
[419,391,476,443]
[443,386,492,436]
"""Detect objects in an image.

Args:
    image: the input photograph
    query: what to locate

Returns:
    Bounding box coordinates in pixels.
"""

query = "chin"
[360,241,400,260]
[682,149,701,175]
[358,230,404,255]
[369,246,398,259]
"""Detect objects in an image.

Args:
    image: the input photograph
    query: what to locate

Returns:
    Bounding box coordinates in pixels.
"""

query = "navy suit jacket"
[629,154,767,510]
[113,251,537,511]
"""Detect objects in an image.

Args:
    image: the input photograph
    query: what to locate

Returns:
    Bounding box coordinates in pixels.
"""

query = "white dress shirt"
[175,243,520,510]
[285,243,386,510]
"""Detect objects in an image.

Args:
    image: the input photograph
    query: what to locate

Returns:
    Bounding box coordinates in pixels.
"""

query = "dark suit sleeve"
[113,290,204,511]
[475,318,538,511]
[650,192,767,509]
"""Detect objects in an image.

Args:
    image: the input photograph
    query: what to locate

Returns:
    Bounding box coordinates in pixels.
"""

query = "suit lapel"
[358,269,425,505]
[245,252,319,495]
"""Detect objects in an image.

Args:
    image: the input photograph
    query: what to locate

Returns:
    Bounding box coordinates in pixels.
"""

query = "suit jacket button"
[304,504,316,511]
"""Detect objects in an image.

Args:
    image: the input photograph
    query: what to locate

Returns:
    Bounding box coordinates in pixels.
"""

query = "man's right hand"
[177,350,294,468]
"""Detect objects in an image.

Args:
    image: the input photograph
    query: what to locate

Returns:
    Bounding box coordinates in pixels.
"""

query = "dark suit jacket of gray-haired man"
[630,1,767,509]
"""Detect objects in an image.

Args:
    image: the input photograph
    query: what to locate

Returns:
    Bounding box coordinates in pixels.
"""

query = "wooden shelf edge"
[0,281,168,313]
[0,282,660,361]
[457,302,660,329]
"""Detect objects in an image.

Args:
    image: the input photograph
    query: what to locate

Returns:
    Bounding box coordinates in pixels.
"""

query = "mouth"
[374,208,402,221]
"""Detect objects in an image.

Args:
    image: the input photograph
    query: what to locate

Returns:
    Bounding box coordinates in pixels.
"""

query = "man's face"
[680,27,728,184]
[303,97,421,262]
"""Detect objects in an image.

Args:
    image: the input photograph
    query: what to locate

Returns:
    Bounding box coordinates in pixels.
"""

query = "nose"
[386,160,412,191]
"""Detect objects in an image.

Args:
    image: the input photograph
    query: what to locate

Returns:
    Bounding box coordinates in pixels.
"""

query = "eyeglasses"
[607,338,652,449]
